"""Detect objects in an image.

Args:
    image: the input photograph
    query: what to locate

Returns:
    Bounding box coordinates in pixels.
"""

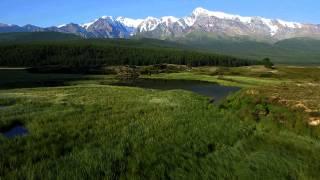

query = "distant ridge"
[0,32,81,42]
[1,7,320,41]
[1,32,320,64]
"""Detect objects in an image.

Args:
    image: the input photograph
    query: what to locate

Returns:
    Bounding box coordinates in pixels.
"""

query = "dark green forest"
[0,40,260,68]
[0,32,81,42]
[1,32,319,65]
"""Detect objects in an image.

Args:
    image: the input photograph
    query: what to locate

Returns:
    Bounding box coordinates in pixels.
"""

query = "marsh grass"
[0,84,320,179]
[1,67,320,179]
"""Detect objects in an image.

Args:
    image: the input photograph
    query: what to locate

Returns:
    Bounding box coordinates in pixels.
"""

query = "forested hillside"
[0,32,81,42]
[176,33,320,65]
[0,40,259,67]
[0,32,320,65]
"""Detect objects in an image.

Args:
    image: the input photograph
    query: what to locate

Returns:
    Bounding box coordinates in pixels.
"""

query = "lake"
[1,125,28,138]
[112,79,240,103]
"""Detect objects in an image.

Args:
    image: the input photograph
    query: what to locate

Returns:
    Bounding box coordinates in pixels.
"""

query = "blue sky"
[1,0,319,27]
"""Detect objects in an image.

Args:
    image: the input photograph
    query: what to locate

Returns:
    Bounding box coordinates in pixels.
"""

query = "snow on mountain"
[276,19,302,28]
[259,18,279,36]
[52,7,310,36]
[183,16,196,27]
[57,24,67,28]
[81,19,97,29]
[85,16,132,38]
[116,17,144,28]
[138,17,161,32]
[183,7,255,27]
[192,7,253,23]
[81,16,117,29]
[160,16,179,26]
[1,7,319,41]
[189,7,305,36]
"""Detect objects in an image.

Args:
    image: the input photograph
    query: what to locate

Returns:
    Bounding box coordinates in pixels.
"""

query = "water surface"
[2,125,28,138]
[113,79,240,103]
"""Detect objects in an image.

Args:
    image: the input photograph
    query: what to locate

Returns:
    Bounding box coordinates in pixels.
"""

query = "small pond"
[112,79,240,103]
[1,125,28,138]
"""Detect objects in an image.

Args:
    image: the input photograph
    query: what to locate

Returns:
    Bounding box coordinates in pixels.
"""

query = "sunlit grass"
[0,83,319,179]
[142,72,284,87]
[1,66,320,179]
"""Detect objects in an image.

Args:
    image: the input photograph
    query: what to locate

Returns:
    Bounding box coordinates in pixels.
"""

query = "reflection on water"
[112,79,240,103]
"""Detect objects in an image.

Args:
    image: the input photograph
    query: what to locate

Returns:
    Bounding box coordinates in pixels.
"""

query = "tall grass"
[0,84,320,179]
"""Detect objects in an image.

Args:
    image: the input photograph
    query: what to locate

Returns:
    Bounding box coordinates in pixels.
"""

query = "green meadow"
[0,66,320,179]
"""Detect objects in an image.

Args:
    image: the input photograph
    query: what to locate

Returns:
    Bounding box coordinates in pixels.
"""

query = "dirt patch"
[293,102,313,113]
[246,89,259,95]
[269,96,281,103]
[307,83,319,87]
[309,117,320,126]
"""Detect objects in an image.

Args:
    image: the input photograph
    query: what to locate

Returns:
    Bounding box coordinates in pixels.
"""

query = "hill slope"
[0,32,82,42]
[0,38,259,68]
[0,32,319,65]
[175,34,320,64]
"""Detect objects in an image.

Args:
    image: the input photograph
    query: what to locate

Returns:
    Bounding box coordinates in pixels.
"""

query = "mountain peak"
[160,16,179,26]
[116,17,144,28]
[57,24,67,28]
[80,16,115,29]
[0,23,13,27]
[81,19,98,29]
[145,16,159,21]
[192,7,252,23]
[138,17,161,32]
[192,7,210,16]
[1,7,318,41]
[161,16,178,22]
[101,16,114,20]
[192,7,232,18]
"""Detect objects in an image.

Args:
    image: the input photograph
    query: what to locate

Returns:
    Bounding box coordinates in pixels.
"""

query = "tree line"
[0,41,262,67]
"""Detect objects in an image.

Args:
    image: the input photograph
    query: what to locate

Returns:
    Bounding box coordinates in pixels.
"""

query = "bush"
[262,58,274,69]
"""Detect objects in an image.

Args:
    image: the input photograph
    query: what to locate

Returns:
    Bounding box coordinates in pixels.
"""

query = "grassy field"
[141,65,289,87]
[142,72,283,87]
[0,66,320,179]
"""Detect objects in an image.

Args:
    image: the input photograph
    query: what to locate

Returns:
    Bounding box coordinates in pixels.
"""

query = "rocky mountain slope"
[1,7,320,41]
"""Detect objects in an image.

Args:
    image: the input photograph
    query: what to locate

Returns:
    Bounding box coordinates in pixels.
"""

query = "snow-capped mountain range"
[1,7,320,41]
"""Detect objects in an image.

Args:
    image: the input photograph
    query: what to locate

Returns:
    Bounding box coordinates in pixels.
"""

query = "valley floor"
[0,65,320,179]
